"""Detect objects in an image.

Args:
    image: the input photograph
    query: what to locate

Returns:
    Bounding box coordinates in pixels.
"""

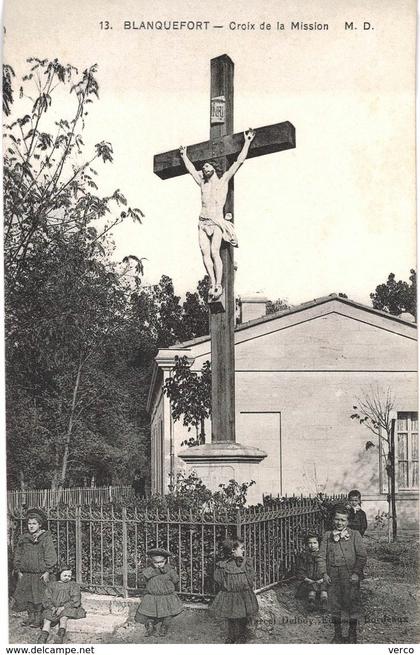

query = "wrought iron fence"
[7,485,135,511]
[9,494,345,600]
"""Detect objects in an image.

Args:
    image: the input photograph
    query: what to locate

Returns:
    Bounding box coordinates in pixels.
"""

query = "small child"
[318,504,367,643]
[295,533,328,611]
[37,564,86,644]
[347,489,368,536]
[211,538,258,644]
[13,508,57,628]
[135,547,183,637]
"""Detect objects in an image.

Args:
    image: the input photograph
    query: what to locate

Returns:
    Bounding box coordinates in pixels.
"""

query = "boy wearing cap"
[13,508,57,628]
[135,547,183,637]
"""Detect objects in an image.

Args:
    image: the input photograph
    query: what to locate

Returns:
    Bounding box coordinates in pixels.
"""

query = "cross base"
[178,442,267,504]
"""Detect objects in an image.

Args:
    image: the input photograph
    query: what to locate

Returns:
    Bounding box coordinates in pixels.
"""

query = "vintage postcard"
[2,0,417,650]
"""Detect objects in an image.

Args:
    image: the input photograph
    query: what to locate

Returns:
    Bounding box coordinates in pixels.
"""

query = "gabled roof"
[170,293,417,350]
[146,293,416,412]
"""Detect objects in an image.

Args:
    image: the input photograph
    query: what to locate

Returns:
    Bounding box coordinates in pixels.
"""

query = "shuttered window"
[397,412,418,490]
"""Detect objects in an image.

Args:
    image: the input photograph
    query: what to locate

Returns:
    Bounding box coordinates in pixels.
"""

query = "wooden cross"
[154,54,295,444]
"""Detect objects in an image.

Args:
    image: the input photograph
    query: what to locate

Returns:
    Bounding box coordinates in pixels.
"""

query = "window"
[397,412,418,490]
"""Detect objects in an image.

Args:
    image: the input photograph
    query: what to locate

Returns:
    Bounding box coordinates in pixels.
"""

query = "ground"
[9,535,419,644]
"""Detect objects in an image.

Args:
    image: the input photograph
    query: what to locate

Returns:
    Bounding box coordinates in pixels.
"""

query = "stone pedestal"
[178,442,267,504]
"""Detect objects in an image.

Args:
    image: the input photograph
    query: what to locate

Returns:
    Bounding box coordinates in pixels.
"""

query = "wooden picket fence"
[9,494,345,600]
[7,485,135,511]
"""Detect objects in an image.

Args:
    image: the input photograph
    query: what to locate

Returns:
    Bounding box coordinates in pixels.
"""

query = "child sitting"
[135,547,183,637]
[347,489,368,536]
[296,533,328,611]
[211,538,258,644]
[38,564,86,643]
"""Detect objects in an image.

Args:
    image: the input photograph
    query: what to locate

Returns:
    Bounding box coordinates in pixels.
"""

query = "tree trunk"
[199,417,205,445]
[390,418,398,540]
[58,359,83,500]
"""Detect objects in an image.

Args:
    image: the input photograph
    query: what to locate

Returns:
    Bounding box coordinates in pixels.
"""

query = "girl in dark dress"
[211,538,258,643]
[38,565,86,643]
[13,509,57,628]
[135,548,183,637]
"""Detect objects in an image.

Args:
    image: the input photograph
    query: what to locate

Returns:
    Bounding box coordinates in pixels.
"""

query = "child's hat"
[26,508,47,527]
[147,547,172,558]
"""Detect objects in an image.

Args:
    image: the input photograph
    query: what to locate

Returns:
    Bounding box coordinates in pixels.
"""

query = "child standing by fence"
[347,489,368,536]
[211,538,258,644]
[37,564,86,643]
[318,504,367,644]
[135,548,183,637]
[13,508,57,628]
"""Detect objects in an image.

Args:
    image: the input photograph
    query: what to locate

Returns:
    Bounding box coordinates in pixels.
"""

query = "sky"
[3,0,416,306]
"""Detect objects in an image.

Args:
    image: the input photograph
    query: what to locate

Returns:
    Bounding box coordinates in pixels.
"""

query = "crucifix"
[154,54,295,445]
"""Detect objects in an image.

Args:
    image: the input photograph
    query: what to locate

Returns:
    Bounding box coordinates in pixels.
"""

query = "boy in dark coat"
[296,533,328,611]
[318,504,367,644]
[13,509,57,628]
[347,489,368,536]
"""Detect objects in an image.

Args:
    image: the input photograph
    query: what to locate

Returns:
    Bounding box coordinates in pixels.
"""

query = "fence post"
[122,506,128,597]
[75,506,83,584]
[236,509,242,540]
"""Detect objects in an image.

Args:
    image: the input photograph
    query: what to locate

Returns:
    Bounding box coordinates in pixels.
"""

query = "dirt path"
[9,549,419,644]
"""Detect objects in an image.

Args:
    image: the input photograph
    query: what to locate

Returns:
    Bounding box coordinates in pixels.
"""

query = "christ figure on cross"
[179,128,255,301]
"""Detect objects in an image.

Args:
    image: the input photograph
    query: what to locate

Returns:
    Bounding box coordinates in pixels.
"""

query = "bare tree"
[351,386,397,541]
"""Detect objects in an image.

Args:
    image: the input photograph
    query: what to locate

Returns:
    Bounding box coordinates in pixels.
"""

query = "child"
[13,508,57,628]
[318,504,367,644]
[38,564,86,643]
[211,538,258,644]
[295,533,328,611]
[347,489,368,536]
[135,547,183,637]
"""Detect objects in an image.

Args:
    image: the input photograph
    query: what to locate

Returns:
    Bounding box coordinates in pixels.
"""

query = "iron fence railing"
[9,495,345,600]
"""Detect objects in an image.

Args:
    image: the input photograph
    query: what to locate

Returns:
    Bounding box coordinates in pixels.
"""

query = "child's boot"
[37,631,49,644]
[307,596,316,612]
[320,593,328,612]
[225,620,236,644]
[331,616,344,643]
[348,619,358,643]
[30,605,43,628]
[145,620,155,637]
[56,628,66,644]
[236,618,249,644]
[158,617,172,637]
[22,604,34,626]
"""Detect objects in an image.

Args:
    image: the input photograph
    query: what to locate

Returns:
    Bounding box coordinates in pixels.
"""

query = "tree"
[4,58,143,286]
[4,56,147,490]
[370,270,416,320]
[3,63,14,116]
[266,297,291,315]
[163,356,211,446]
[351,387,397,541]
[180,275,210,340]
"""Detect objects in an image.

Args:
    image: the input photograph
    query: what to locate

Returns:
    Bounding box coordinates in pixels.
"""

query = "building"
[147,294,418,528]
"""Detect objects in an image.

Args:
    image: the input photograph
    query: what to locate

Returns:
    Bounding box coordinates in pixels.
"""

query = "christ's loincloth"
[198,215,238,247]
